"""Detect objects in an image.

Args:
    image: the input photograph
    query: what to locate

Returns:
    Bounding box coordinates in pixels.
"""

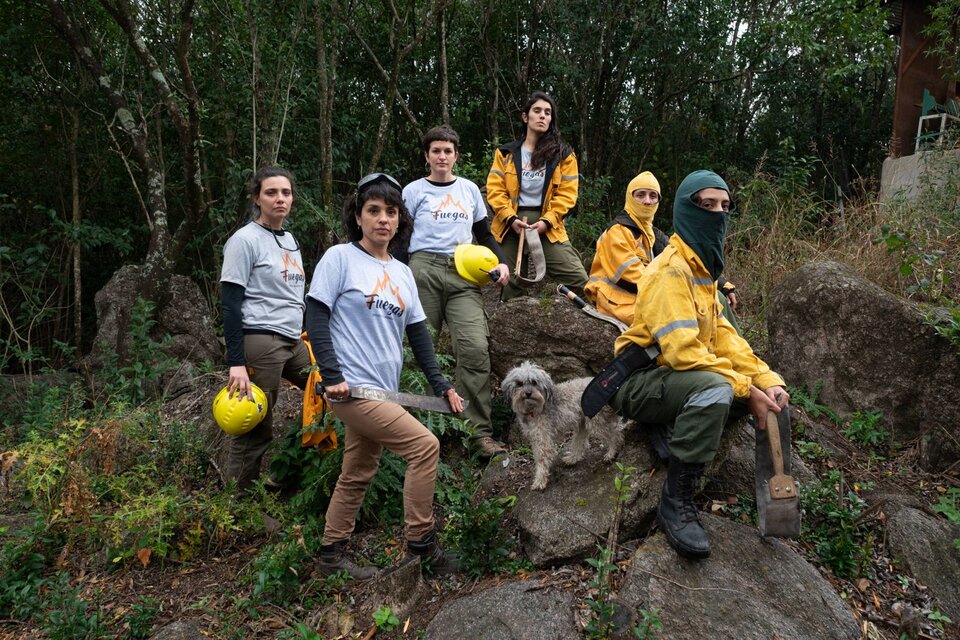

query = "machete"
[557,285,629,333]
[314,382,466,413]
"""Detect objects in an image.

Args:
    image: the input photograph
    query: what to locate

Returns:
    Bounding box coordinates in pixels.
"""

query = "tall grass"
[725,141,960,351]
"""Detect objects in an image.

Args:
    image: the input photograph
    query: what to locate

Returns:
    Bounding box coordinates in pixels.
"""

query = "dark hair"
[341,181,412,252]
[521,91,566,169]
[421,125,460,152]
[250,166,296,216]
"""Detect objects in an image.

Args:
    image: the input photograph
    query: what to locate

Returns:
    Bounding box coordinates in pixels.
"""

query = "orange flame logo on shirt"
[366,272,406,316]
[432,194,469,221]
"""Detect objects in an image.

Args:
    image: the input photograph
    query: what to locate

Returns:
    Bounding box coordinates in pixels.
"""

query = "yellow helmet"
[212,384,268,436]
[454,244,499,287]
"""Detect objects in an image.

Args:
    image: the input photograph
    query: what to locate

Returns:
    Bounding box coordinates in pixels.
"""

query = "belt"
[412,251,456,268]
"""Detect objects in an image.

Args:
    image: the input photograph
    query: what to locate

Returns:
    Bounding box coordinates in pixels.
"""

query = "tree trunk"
[439,6,449,125]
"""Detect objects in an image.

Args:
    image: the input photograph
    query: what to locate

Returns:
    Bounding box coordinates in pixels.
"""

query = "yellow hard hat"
[454,244,499,287]
[212,384,268,436]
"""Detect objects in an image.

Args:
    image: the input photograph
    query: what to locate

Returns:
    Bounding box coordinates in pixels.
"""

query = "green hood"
[673,170,731,281]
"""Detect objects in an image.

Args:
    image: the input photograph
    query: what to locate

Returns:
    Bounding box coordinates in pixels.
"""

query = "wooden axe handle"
[766,410,785,476]
[514,216,528,276]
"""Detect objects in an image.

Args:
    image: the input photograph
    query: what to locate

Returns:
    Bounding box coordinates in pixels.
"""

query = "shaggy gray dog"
[501,361,626,490]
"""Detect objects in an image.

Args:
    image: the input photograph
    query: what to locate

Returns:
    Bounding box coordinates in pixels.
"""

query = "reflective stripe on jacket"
[614,235,783,399]
[486,139,579,244]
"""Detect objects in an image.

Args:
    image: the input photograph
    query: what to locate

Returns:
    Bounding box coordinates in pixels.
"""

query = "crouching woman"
[305,173,464,579]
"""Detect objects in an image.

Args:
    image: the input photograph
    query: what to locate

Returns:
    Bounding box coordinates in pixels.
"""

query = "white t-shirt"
[307,243,426,391]
[518,147,546,208]
[403,177,487,256]
[220,222,305,340]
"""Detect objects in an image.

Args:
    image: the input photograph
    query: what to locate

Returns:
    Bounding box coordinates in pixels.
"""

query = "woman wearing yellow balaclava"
[585,172,667,324]
[585,171,740,327]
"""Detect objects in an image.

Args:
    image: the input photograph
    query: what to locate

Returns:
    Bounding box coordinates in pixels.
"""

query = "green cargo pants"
[610,366,748,464]
[224,333,311,492]
[409,252,494,441]
[497,209,589,302]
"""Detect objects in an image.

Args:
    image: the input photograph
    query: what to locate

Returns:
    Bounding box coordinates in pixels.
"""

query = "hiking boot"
[318,541,378,580]
[474,436,507,457]
[657,456,710,559]
[407,530,462,576]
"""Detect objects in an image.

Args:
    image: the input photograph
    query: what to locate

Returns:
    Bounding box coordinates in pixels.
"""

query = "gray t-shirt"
[220,222,306,340]
[518,146,546,208]
[307,243,426,391]
[403,177,487,256]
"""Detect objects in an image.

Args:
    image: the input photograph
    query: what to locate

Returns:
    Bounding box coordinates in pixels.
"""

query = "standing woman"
[486,91,589,300]
[306,174,464,579]
[220,166,311,493]
[403,125,510,457]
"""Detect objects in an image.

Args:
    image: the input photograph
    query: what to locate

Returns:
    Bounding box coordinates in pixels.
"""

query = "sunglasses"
[357,173,402,195]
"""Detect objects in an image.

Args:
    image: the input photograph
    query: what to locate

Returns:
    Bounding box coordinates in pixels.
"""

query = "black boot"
[657,457,710,559]
[318,541,378,580]
[407,530,461,576]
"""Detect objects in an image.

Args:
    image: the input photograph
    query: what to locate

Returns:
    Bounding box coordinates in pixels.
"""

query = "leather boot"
[407,530,462,576]
[657,456,710,559]
[318,541,378,580]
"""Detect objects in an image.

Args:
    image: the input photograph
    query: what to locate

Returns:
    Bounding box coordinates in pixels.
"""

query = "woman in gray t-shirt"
[306,173,465,580]
[219,166,311,493]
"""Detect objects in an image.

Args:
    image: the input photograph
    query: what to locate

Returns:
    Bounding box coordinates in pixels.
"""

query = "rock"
[360,559,429,628]
[87,264,222,397]
[768,261,960,470]
[148,620,203,640]
[488,295,619,381]
[618,513,860,639]
[491,433,660,567]
[886,505,960,621]
[423,580,578,640]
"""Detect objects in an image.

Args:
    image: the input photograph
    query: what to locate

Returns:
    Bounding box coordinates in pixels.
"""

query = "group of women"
[218,90,740,579]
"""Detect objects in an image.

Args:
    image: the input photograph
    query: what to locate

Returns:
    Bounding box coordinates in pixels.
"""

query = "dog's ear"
[543,375,555,404]
[500,372,517,399]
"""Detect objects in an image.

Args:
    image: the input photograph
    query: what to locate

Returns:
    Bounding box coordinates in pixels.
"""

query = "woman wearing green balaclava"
[585,171,740,329]
[609,170,789,560]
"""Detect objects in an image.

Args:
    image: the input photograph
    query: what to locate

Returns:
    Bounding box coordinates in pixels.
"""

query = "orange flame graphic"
[366,272,406,313]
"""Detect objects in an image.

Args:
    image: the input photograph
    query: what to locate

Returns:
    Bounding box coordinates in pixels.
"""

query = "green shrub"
[839,410,887,448]
[800,469,873,578]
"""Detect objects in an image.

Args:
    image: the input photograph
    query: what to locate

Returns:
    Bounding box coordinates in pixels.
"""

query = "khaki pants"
[224,333,310,491]
[498,209,589,301]
[409,252,493,441]
[611,367,747,464]
[323,399,439,543]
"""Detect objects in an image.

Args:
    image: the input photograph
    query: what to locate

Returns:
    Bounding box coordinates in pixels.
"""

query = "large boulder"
[618,513,861,640]
[767,261,960,469]
[488,295,619,381]
[87,265,222,397]
[423,580,578,640]
[886,504,960,622]
[484,431,660,567]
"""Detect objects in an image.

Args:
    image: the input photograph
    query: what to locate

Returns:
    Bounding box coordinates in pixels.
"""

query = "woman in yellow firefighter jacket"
[486,91,589,300]
[609,170,788,560]
[585,171,740,329]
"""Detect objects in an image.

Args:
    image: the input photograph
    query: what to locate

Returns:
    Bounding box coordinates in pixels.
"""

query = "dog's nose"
[524,391,532,398]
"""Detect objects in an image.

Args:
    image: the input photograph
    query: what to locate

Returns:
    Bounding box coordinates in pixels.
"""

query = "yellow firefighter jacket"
[486,140,579,244]
[614,235,783,399]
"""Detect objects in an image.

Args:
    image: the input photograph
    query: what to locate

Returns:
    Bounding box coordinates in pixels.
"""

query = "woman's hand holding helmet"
[228,365,252,400]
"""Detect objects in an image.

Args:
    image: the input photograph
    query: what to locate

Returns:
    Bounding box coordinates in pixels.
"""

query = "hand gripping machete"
[320,384,466,413]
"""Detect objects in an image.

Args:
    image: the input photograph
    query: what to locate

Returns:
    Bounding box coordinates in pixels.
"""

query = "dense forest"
[0,0,918,373]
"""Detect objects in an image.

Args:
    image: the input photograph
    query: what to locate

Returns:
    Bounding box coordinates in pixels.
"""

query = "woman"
[402,125,510,457]
[306,173,464,579]
[585,171,739,329]
[486,91,589,300]
[220,166,310,494]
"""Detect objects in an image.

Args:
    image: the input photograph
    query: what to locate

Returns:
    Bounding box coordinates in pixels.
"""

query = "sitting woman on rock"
[306,173,464,579]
